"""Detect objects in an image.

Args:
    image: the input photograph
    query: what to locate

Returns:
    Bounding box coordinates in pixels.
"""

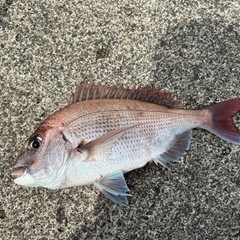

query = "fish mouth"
[11,166,27,179]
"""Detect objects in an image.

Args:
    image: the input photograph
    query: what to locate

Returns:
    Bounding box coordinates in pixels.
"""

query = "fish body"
[12,82,240,205]
[47,99,201,188]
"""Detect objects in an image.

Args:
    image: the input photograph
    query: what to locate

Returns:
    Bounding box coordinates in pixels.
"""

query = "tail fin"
[202,99,240,145]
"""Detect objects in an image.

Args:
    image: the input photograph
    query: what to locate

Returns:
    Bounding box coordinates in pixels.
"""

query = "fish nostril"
[11,166,27,178]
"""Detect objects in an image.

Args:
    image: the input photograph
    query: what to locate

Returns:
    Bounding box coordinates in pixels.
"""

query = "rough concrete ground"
[0,0,240,239]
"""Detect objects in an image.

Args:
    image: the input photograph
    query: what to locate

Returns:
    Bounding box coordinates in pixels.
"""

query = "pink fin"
[153,130,192,168]
[68,81,181,108]
[202,99,240,144]
[78,125,136,161]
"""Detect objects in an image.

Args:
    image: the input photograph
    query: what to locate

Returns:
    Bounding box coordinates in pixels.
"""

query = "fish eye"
[29,135,42,150]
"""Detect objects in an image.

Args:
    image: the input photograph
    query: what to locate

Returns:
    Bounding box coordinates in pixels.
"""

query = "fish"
[11,81,240,205]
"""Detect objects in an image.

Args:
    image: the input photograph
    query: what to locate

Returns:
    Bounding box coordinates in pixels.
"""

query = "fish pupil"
[32,140,40,149]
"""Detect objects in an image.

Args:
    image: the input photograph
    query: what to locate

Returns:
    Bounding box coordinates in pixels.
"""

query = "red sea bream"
[12,82,240,205]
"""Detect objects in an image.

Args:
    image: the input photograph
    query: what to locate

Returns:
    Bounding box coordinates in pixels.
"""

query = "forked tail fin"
[202,99,240,145]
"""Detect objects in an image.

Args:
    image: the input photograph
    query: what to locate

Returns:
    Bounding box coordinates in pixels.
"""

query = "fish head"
[11,123,70,189]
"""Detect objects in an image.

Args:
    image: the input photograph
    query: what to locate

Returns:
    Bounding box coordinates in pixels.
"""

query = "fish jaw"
[11,166,26,178]
[11,163,63,188]
[12,166,39,187]
[11,159,42,187]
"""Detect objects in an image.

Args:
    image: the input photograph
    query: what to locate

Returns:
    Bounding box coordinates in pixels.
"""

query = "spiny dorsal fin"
[68,81,181,108]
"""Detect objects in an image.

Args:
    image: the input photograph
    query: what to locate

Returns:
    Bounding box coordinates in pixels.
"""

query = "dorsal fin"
[68,81,181,108]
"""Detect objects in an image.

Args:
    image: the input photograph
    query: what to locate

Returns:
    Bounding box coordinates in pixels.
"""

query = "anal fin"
[94,172,130,205]
[153,130,192,168]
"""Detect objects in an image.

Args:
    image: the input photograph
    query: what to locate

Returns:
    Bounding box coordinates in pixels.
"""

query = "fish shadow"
[67,18,239,239]
[67,164,172,240]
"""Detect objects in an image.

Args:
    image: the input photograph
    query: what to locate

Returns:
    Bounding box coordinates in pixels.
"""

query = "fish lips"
[11,166,27,178]
[11,166,36,186]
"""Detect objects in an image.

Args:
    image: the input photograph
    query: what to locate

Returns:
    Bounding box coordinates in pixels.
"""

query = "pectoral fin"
[78,125,136,161]
[94,172,130,205]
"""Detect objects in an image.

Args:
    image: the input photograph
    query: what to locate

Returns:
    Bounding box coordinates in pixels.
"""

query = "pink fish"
[12,82,240,205]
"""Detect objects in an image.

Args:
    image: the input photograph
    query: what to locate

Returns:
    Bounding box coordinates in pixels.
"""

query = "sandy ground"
[0,0,240,239]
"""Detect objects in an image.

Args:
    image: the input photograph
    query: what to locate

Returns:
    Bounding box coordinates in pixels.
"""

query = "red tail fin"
[202,99,240,145]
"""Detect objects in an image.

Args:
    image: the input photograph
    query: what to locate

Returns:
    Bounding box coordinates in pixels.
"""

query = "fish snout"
[11,166,27,178]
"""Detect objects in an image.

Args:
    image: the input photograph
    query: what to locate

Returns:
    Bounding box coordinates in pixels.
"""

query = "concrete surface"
[0,0,240,239]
